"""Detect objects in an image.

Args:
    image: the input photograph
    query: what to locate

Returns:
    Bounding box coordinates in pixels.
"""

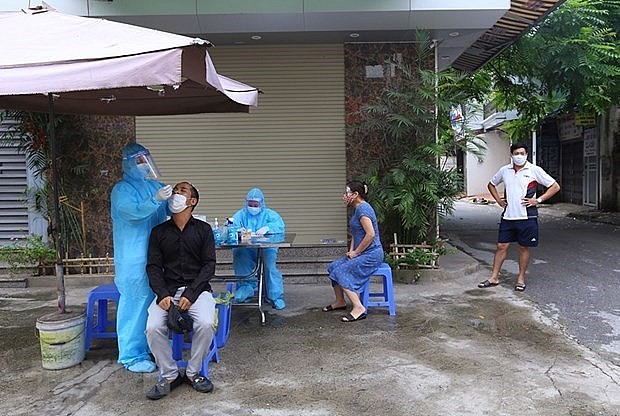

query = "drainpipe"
[532,130,537,165]
[433,39,440,241]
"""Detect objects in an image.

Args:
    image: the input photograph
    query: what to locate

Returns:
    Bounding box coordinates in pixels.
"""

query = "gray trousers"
[146,288,216,380]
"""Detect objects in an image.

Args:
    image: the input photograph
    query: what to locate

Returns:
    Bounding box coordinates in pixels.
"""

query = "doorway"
[560,141,584,204]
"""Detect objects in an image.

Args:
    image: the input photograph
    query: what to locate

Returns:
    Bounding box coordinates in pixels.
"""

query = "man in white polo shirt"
[478,143,560,292]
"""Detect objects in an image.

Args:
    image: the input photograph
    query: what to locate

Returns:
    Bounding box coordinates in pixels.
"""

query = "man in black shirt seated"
[145,181,216,400]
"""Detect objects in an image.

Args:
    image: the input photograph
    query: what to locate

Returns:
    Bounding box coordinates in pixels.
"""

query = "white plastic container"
[36,310,86,370]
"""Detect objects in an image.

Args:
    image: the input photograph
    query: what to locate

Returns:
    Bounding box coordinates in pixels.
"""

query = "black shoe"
[188,375,214,393]
[146,374,184,400]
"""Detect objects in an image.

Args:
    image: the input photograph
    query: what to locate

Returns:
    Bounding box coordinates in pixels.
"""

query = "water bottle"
[225,217,237,244]
[213,217,222,245]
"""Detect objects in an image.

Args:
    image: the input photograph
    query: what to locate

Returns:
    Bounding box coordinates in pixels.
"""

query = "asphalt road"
[442,200,620,365]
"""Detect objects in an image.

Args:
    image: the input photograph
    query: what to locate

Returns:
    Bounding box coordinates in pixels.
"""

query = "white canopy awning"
[0,9,259,115]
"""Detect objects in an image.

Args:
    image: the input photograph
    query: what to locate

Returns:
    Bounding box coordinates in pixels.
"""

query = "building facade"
[1,0,566,250]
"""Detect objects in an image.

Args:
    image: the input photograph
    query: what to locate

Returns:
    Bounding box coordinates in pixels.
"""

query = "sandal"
[341,312,367,322]
[478,279,499,288]
[514,283,526,292]
[322,304,347,312]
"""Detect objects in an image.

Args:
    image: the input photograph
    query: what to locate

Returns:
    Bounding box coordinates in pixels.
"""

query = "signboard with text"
[583,127,598,157]
[575,113,596,126]
[557,115,582,141]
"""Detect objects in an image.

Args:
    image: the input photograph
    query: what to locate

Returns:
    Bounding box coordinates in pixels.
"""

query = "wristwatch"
[536,197,543,204]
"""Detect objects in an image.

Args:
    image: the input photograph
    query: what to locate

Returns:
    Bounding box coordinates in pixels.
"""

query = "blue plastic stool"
[85,284,120,351]
[214,283,234,349]
[170,331,218,378]
[167,286,233,379]
[361,263,396,316]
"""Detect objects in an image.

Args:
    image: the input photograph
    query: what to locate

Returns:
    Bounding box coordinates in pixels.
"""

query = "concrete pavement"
[445,198,620,369]
[2,234,620,414]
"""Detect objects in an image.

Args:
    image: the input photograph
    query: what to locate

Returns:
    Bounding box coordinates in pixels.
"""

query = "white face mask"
[247,206,261,216]
[512,155,527,166]
[168,194,187,213]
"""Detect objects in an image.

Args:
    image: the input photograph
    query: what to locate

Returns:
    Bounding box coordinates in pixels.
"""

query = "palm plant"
[0,110,84,257]
[351,34,489,243]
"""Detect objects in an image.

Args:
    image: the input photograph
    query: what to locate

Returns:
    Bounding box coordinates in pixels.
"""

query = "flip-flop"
[514,283,526,292]
[478,279,499,288]
[341,312,367,322]
[322,304,347,312]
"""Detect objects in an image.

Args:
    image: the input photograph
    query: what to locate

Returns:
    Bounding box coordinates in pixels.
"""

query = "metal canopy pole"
[48,93,66,313]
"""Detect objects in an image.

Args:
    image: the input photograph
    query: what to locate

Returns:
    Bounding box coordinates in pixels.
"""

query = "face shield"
[124,149,161,180]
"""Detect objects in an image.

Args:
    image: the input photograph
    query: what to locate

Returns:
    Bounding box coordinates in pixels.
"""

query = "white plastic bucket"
[36,310,86,370]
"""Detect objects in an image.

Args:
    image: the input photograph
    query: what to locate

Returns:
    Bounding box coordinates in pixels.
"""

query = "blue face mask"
[136,163,151,177]
[247,206,261,216]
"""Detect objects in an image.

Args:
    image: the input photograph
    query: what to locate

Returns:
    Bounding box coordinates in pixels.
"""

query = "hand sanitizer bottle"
[213,218,222,245]
[226,218,237,244]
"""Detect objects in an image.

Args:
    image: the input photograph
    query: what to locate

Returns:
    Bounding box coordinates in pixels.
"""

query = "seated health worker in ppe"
[232,188,286,309]
[110,143,172,373]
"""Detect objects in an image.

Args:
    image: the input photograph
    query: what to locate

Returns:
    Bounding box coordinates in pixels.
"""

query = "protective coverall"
[111,143,169,372]
[232,188,286,309]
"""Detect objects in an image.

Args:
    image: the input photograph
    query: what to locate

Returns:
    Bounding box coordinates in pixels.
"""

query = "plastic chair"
[361,263,396,316]
[85,284,120,351]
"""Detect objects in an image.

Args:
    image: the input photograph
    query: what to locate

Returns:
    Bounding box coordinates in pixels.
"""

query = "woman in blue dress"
[323,180,384,322]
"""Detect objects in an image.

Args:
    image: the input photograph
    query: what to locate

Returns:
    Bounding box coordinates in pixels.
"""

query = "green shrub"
[0,235,55,277]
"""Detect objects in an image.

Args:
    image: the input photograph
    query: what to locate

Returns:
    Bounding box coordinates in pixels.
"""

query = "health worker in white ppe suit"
[111,143,171,373]
[232,188,286,309]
